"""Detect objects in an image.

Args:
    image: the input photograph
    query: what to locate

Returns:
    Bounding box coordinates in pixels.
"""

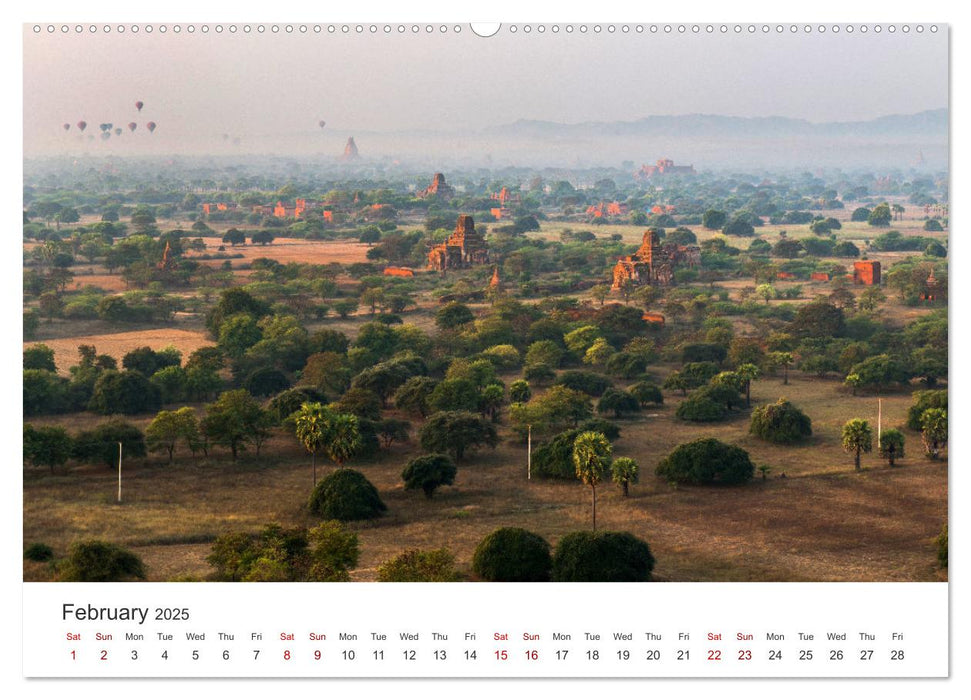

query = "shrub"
[675,390,728,422]
[244,367,291,397]
[24,543,54,562]
[656,438,755,485]
[551,531,654,582]
[59,541,146,582]
[401,454,457,497]
[308,469,387,521]
[682,343,727,364]
[749,398,813,444]
[472,527,552,582]
[377,548,459,582]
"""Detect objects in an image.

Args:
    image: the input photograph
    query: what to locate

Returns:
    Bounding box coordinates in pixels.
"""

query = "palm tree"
[770,352,794,385]
[324,413,361,469]
[841,418,873,471]
[879,429,905,467]
[610,457,639,497]
[294,402,329,487]
[736,363,761,407]
[891,203,905,221]
[573,431,612,530]
[920,408,947,459]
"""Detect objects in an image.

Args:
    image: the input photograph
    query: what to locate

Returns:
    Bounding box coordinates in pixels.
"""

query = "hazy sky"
[23,24,948,156]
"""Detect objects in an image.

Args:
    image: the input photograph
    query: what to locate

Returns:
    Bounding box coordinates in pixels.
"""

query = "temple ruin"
[418,173,455,200]
[611,230,700,288]
[427,215,490,272]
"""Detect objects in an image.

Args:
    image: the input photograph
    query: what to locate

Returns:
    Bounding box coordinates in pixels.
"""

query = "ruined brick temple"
[427,215,490,272]
[852,260,881,286]
[418,173,455,200]
[611,230,700,288]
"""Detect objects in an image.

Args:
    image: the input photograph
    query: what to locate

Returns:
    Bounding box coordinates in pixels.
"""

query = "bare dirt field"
[193,238,372,267]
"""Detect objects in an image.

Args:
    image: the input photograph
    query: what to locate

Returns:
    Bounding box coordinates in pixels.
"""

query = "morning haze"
[23,25,948,168]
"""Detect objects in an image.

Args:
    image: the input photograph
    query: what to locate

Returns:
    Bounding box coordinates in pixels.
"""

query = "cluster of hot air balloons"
[62,100,156,141]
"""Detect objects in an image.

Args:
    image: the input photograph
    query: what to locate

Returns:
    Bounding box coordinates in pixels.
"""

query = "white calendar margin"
[23,582,948,678]
[6,0,962,697]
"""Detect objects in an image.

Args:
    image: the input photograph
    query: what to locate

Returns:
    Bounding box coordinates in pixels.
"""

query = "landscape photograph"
[21,24,948,583]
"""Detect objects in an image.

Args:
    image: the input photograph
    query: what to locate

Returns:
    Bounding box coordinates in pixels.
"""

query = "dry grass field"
[23,373,947,583]
[27,326,214,376]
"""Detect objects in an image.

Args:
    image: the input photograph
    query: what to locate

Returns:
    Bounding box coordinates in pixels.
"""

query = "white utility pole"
[877,398,882,448]
[527,424,532,480]
[117,442,123,503]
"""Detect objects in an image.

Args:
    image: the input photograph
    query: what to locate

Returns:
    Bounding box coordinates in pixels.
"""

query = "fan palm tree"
[573,431,612,530]
[841,418,873,470]
[294,402,330,486]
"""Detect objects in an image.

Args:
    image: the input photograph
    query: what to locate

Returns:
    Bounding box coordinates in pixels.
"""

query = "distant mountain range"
[482,109,948,140]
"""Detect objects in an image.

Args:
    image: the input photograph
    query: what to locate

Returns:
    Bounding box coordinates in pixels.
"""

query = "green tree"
[867,202,893,227]
[23,344,56,372]
[879,428,905,467]
[294,401,330,485]
[217,313,263,359]
[435,301,475,329]
[419,411,498,461]
[472,527,552,582]
[611,457,639,497]
[88,370,162,415]
[628,382,663,407]
[401,454,457,497]
[145,407,199,463]
[23,424,73,473]
[573,431,612,530]
[393,376,438,417]
[200,389,272,460]
[920,408,947,460]
[841,418,873,470]
[72,420,146,468]
[222,228,246,246]
[583,337,614,366]
[702,209,727,230]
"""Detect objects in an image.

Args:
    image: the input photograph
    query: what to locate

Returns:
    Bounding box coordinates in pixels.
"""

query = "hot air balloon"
[128,122,137,133]
[135,101,144,112]
[318,120,326,128]
[147,122,157,133]
[77,121,87,132]
[63,123,71,131]
[101,132,111,140]
[114,127,122,136]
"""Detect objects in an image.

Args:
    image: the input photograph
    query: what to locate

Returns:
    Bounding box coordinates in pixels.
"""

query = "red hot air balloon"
[128,122,137,133]
[63,123,71,131]
[77,121,87,132]
[135,101,144,112]
[146,121,157,133]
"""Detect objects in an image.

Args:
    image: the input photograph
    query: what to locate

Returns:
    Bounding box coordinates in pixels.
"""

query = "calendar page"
[16,0,954,693]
